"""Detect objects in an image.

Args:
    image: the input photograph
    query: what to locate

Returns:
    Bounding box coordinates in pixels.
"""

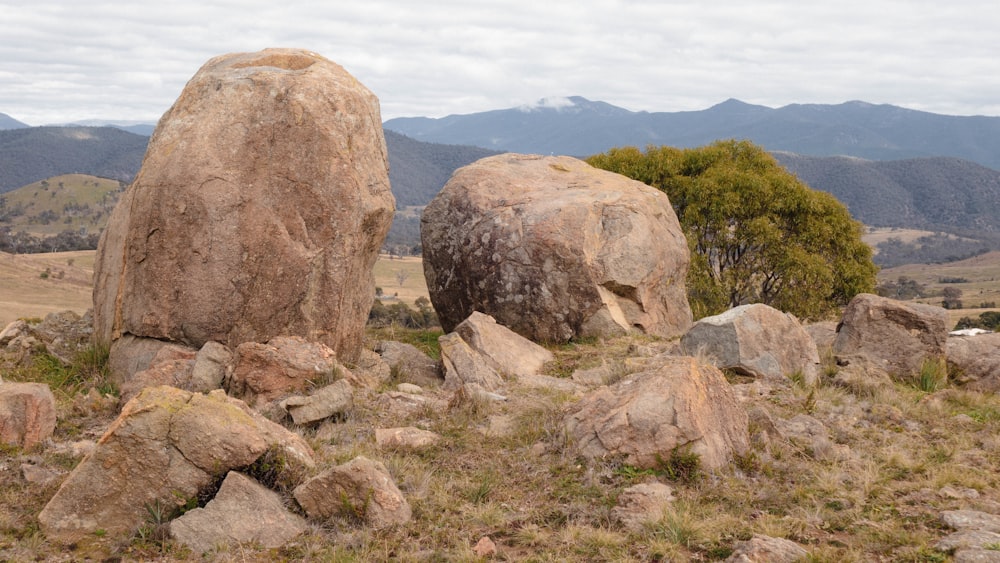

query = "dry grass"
[0,250,95,327]
[3,331,999,561]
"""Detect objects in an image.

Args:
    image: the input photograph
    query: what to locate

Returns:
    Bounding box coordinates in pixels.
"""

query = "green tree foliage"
[587,140,878,320]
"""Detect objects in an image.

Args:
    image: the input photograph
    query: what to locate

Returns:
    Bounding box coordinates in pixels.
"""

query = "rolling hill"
[384,97,1000,170]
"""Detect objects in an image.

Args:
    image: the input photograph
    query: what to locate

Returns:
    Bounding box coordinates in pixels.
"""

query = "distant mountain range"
[385,96,1000,170]
[0,112,29,130]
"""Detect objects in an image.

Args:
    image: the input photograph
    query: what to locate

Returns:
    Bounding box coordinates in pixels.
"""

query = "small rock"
[293,456,411,528]
[943,510,1000,533]
[280,380,354,425]
[397,383,423,394]
[939,486,981,500]
[726,534,809,562]
[473,536,497,558]
[375,427,441,450]
[571,362,611,386]
[612,482,674,531]
[0,382,57,449]
[21,463,61,486]
[954,548,1000,562]
[169,471,307,554]
[936,530,1000,552]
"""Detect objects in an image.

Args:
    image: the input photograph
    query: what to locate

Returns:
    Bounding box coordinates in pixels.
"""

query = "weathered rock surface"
[293,456,411,528]
[94,48,394,381]
[564,356,749,469]
[0,382,56,449]
[947,333,1000,392]
[439,332,504,392]
[169,471,307,555]
[943,510,1000,533]
[804,321,838,354]
[725,534,809,562]
[453,312,554,377]
[833,293,948,377]
[280,379,354,425]
[118,345,197,404]
[1,311,93,366]
[375,427,442,450]
[227,336,341,404]
[611,482,674,531]
[422,153,692,342]
[38,386,314,543]
[190,341,232,392]
[681,303,820,383]
[375,340,441,387]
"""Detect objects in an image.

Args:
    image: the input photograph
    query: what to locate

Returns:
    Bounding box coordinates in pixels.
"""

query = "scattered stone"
[517,373,582,394]
[280,380,354,425]
[775,414,850,461]
[936,530,1000,553]
[118,346,197,404]
[20,463,61,486]
[611,482,674,531]
[473,536,498,558]
[107,335,198,387]
[571,362,612,386]
[343,349,392,388]
[94,48,394,382]
[833,293,948,378]
[943,510,1000,533]
[939,486,981,500]
[453,312,554,378]
[38,386,314,543]
[397,383,423,394]
[189,341,231,392]
[947,332,1000,392]
[375,340,442,387]
[422,153,692,342]
[228,336,341,404]
[564,356,749,469]
[0,382,56,449]
[680,303,821,383]
[439,332,504,392]
[293,456,411,528]
[31,310,94,364]
[374,391,448,420]
[954,548,1000,562]
[0,319,27,346]
[375,427,442,450]
[169,471,307,555]
[725,534,809,563]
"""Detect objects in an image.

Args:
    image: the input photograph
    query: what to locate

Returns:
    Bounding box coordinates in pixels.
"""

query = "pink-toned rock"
[293,456,410,528]
[947,333,1000,392]
[473,536,498,558]
[681,303,820,384]
[169,471,307,555]
[0,382,56,450]
[564,356,749,470]
[833,293,948,378]
[454,312,554,378]
[725,534,808,562]
[375,427,442,450]
[422,153,691,343]
[93,48,394,381]
[227,336,341,404]
[38,386,314,543]
[612,482,675,531]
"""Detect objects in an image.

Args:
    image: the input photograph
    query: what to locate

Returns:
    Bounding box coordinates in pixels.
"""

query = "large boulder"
[93,48,394,382]
[38,386,314,543]
[833,293,949,378]
[226,336,342,405]
[422,153,691,342]
[947,333,1000,392]
[564,356,749,470]
[0,382,56,450]
[680,303,820,383]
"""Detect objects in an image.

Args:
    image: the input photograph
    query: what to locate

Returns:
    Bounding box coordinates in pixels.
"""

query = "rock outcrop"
[681,303,820,383]
[564,356,750,470]
[38,386,314,543]
[93,48,394,382]
[422,153,691,342]
[833,293,949,378]
[227,336,342,405]
[947,332,1000,392]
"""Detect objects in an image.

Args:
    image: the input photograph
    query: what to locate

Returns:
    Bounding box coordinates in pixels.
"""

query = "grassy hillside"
[0,174,123,237]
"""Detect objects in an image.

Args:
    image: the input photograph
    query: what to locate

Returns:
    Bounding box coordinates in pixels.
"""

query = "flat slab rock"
[169,471,307,555]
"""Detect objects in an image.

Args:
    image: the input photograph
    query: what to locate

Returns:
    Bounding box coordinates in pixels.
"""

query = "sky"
[2,0,999,126]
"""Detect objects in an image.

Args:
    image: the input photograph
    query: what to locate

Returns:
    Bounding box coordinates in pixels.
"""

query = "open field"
[1,251,430,329]
[0,250,95,327]
[879,250,1000,327]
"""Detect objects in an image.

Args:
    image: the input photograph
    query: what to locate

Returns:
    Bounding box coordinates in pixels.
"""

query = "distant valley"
[3,98,1000,264]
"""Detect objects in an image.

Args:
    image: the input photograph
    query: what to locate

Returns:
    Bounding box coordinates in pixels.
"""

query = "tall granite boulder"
[681,304,821,384]
[421,153,691,343]
[833,293,949,378]
[94,48,394,382]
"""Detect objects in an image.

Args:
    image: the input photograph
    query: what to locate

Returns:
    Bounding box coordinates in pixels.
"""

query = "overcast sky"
[2,1,999,125]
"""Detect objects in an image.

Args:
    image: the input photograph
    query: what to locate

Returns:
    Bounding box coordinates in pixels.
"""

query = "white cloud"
[1,0,999,124]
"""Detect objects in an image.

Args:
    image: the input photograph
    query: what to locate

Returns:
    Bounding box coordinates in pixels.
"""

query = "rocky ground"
[2,318,1000,561]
